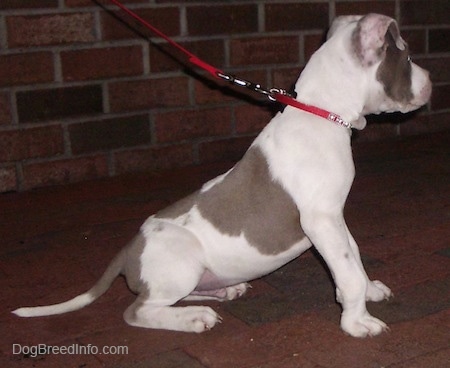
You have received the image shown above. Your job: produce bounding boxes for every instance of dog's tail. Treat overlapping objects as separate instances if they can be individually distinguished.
[12,249,125,318]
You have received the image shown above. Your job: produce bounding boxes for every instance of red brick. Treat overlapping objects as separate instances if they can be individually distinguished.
[194,80,238,106]
[187,4,258,36]
[101,7,180,41]
[22,155,109,190]
[198,136,254,164]
[6,13,95,47]
[401,30,426,55]
[353,121,398,142]
[413,57,450,83]
[304,33,325,61]
[399,111,450,136]
[388,348,450,368]
[185,314,341,368]
[77,323,195,366]
[265,3,329,32]
[400,0,449,25]
[235,104,274,135]
[108,77,190,112]
[66,0,146,7]
[69,115,151,155]
[0,166,17,192]
[114,144,194,174]
[336,1,395,17]
[0,125,64,162]
[155,107,232,143]
[61,46,143,82]
[0,52,54,87]
[430,84,450,111]
[230,36,300,67]
[304,313,450,367]
[359,226,449,262]
[0,0,57,9]
[429,29,450,53]
[272,67,302,91]
[4,345,103,367]
[0,92,12,125]
[149,39,225,73]
[16,85,103,123]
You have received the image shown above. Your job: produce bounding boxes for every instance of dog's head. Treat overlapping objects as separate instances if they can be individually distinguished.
[328,13,431,117]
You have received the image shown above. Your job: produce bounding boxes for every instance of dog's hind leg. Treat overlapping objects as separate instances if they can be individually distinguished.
[123,265,223,333]
[124,298,221,333]
[183,282,251,302]
[123,222,222,332]
[123,266,222,332]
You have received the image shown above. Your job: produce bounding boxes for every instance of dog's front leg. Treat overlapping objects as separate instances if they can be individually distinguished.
[302,213,388,337]
[344,224,392,303]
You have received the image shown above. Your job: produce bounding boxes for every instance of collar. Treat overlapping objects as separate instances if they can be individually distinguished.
[216,72,352,129]
[271,92,353,129]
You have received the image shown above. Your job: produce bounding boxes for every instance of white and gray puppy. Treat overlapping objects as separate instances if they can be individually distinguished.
[14,14,431,338]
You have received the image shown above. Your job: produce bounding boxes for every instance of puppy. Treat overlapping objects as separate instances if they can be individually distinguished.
[13,14,431,337]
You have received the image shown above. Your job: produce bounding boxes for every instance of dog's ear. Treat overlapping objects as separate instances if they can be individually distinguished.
[328,15,363,40]
[352,13,406,67]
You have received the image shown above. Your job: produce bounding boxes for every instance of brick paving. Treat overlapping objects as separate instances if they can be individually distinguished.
[1,132,449,368]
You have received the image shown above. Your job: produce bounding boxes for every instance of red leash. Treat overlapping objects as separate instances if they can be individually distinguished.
[108,0,351,129]
[108,0,223,78]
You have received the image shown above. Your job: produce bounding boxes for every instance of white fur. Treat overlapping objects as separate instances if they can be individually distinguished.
[200,169,232,193]
[13,293,95,317]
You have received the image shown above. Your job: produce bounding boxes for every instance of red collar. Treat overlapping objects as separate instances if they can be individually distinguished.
[213,68,352,129]
[272,93,352,129]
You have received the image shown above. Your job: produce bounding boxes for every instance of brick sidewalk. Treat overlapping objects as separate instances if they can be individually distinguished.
[1,132,449,368]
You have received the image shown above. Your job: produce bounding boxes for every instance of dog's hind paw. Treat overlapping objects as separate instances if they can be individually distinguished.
[185,306,222,333]
[341,314,389,338]
[366,280,393,302]
[185,282,251,302]
[224,283,251,300]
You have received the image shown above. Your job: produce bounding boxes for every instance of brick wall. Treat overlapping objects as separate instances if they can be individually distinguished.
[0,0,449,192]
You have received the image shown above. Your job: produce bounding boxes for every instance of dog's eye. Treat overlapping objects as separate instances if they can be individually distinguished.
[407,55,412,62]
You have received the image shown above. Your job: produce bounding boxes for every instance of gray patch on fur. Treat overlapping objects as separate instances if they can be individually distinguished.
[376,24,413,103]
[157,146,305,255]
[351,22,366,64]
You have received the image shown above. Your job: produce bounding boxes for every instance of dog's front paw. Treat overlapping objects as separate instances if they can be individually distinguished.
[366,280,392,302]
[341,313,389,338]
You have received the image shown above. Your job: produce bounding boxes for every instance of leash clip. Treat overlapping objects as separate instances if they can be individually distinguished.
[217,72,269,96]
[268,88,289,102]
[217,72,290,102]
